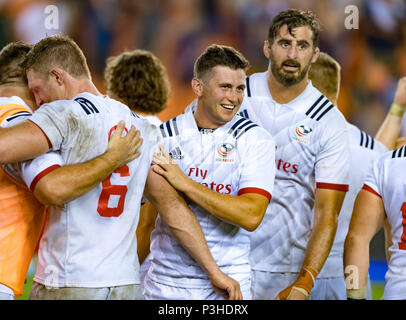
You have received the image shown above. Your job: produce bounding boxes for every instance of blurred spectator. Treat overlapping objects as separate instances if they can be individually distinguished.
[1,0,404,125]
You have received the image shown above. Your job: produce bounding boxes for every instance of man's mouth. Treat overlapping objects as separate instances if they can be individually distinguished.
[221,104,235,110]
[282,61,300,72]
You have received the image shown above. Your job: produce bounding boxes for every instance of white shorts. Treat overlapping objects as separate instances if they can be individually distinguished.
[251,270,298,299]
[312,276,373,300]
[143,274,252,300]
[29,282,144,300]
[0,284,14,300]
[139,254,152,293]
[251,271,373,300]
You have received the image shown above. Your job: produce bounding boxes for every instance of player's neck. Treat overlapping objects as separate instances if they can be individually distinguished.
[0,83,37,110]
[72,78,102,98]
[193,104,223,130]
[267,69,309,104]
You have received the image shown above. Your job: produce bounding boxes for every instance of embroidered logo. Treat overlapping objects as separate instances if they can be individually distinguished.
[169,146,184,160]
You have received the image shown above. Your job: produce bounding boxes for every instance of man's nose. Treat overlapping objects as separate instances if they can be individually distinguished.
[287,44,298,59]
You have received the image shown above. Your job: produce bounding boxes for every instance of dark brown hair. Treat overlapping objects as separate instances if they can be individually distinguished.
[268,9,321,49]
[104,49,171,114]
[0,42,32,85]
[193,44,250,80]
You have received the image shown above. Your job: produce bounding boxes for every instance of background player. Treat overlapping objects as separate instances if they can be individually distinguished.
[344,74,406,300]
[144,44,275,300]
[308,52,388,299]
[103,49,169,293]
[0,41,142,300]
[239,9,350,300]
[0,35,241,300]
[344,144,406,300]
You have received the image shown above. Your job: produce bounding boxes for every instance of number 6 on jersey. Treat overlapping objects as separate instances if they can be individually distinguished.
[97,125,131,217]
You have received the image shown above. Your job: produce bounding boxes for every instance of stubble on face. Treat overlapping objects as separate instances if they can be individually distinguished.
[269,50,313,87]
[268,26,316,87]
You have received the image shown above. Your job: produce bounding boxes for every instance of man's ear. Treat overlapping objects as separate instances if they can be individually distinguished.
[312,47,320,63]
[263,40,271,59]
[50,68,64,86]
[191,78,204,97]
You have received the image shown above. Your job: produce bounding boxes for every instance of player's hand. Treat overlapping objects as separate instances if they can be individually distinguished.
[152,145,190,193]
[107,120,143,167]
[208,269,243,300]
[275,267,317,300]
[275,285,309,300]
[394,77,406,108]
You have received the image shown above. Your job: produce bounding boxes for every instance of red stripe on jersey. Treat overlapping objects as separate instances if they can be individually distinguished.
[27,119,52,149]
[362,184,382,198]
[316,182,349,192]
[30,165,61,192]
[238,187,272,201]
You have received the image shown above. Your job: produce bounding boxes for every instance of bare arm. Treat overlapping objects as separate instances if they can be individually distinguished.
[344,189,385,299]
[375,77,406,150]
[33,121,142,205]
[136,202,158,265]
[152,145,269,231]
[277,188,346,300]
[0,120,50,164]
[144,168,242,300]
[383,218,392,263]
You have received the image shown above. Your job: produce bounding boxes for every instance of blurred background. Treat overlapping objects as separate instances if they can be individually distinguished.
[1,0,405,299]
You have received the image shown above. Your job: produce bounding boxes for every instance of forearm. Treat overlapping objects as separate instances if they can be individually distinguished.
[34,152,120,205]
[302,189,345,273]
[343,232,370,292]
[145,171,221,276]
[375,113,403,150]
[136,202,158,264]
[182,180,266,231]
[0,120,50,164]
[375,78,406,149]
[161,196,220,275]
[302,211,337,273]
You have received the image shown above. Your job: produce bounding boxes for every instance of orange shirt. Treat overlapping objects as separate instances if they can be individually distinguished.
[0,100,46,297]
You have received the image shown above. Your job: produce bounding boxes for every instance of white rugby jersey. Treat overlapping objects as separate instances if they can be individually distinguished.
[319,123,387,278]
[28,92,160,288]
[0,97,63,184]
[148,110,275,288]
[241,71,350,273]
[363,146,406,300]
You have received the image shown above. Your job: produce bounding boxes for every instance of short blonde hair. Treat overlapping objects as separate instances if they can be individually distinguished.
[22,34,91,79]
[309,52,341,102]
[104,49,170,114]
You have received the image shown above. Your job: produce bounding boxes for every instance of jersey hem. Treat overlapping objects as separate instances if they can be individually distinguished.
[33,276,139,288]
[316,182,349,192]
[362,184,382,198]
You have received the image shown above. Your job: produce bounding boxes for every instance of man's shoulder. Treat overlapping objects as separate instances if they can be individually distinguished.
[0,96,32,127]
[347,122,388,154]
[229,114,274,145]
[158,112,189,138]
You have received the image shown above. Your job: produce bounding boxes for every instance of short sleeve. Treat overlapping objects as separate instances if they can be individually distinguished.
[315,112,350,191]
[362,157,382,198]
[237,128,275,201]
[21,152,64,192]
[29,101,73,151]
